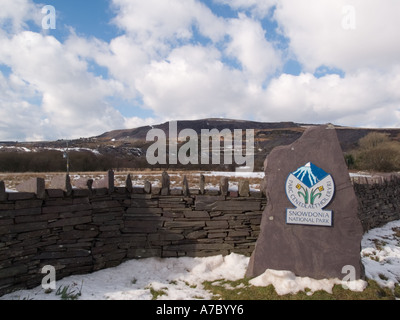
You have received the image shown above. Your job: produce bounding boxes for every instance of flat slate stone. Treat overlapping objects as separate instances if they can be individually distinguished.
[16,178,46,199]
[0,181,6,201]
[246,125,365,280]
[50,174,72,195]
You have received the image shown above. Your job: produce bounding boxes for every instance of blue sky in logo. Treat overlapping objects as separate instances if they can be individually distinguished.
[292,163,329,188]
[1,0,400,141]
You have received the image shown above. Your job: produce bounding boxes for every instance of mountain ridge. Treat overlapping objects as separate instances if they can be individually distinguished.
[292,162,330,188]
[1,118,400,172]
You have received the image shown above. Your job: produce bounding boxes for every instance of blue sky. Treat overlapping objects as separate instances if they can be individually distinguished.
[1,0,400,141]
[40,0,120,42]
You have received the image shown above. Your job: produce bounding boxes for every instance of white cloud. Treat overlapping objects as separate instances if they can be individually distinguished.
[214,0,277,18]
[108,0,283,120]
[225,13,282,82]
[0,72,43,141]
[257,67,400,127]
[0,0,42,33]
[123,116,158,130]
[135,45,250,120]
[111,0,226,54]
[248,0,400,128]
[81,0,283,125]
[274,0,400,73]
[61,0,400,130]
[0,31,126,140]
[1,0,400,142]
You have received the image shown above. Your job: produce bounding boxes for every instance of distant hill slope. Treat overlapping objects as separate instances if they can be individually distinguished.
[1,119,400,172]
[97,119,301,140]
[96,119,400,151]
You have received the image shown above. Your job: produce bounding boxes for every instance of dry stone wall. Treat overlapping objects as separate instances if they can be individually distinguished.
[0,171,399,296]
[0,171,264,296]
[352,174,400,231]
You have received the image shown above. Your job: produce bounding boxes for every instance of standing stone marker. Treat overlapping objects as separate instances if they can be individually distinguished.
[161,171,170,196]
[199,174,205,195]
[0,181,6,201]
[246,125,364,280]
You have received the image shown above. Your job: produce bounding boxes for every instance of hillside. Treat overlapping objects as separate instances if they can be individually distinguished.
[1,119,400,172]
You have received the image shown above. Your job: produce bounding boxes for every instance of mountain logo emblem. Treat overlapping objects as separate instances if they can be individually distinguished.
[285,162,335,227]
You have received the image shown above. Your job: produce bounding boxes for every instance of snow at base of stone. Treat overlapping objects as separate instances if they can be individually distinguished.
[249,269,367,296]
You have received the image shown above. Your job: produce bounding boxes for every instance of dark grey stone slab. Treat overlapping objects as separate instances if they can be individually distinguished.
[246,125,364,280]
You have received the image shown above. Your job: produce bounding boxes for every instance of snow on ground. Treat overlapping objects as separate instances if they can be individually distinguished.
[0,145,101,155]
[1,220,399,300]
[202,171,264,178]
[1,253,249,300]
[250,269,366,296]
[349,172,373,178]
[361,220,400,290]
[0,146,32,153]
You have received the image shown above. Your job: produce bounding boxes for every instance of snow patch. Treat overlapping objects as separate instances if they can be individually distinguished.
[1,253,249,300]
[249,269,367,296]
[203,171,264,178]
[361,220,400,290]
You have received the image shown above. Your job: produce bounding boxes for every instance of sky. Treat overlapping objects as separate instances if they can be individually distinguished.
[1,0,400,141]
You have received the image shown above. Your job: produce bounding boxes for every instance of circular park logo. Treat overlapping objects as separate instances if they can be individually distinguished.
[285,162,335,227]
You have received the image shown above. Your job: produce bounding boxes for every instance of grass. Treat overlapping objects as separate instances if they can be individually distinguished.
[203,278,397,300]
[393,227,400,239]
[147,286,168,300]
[394,284,400,298]
[372,239,388,251]
[55,282,83,300]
